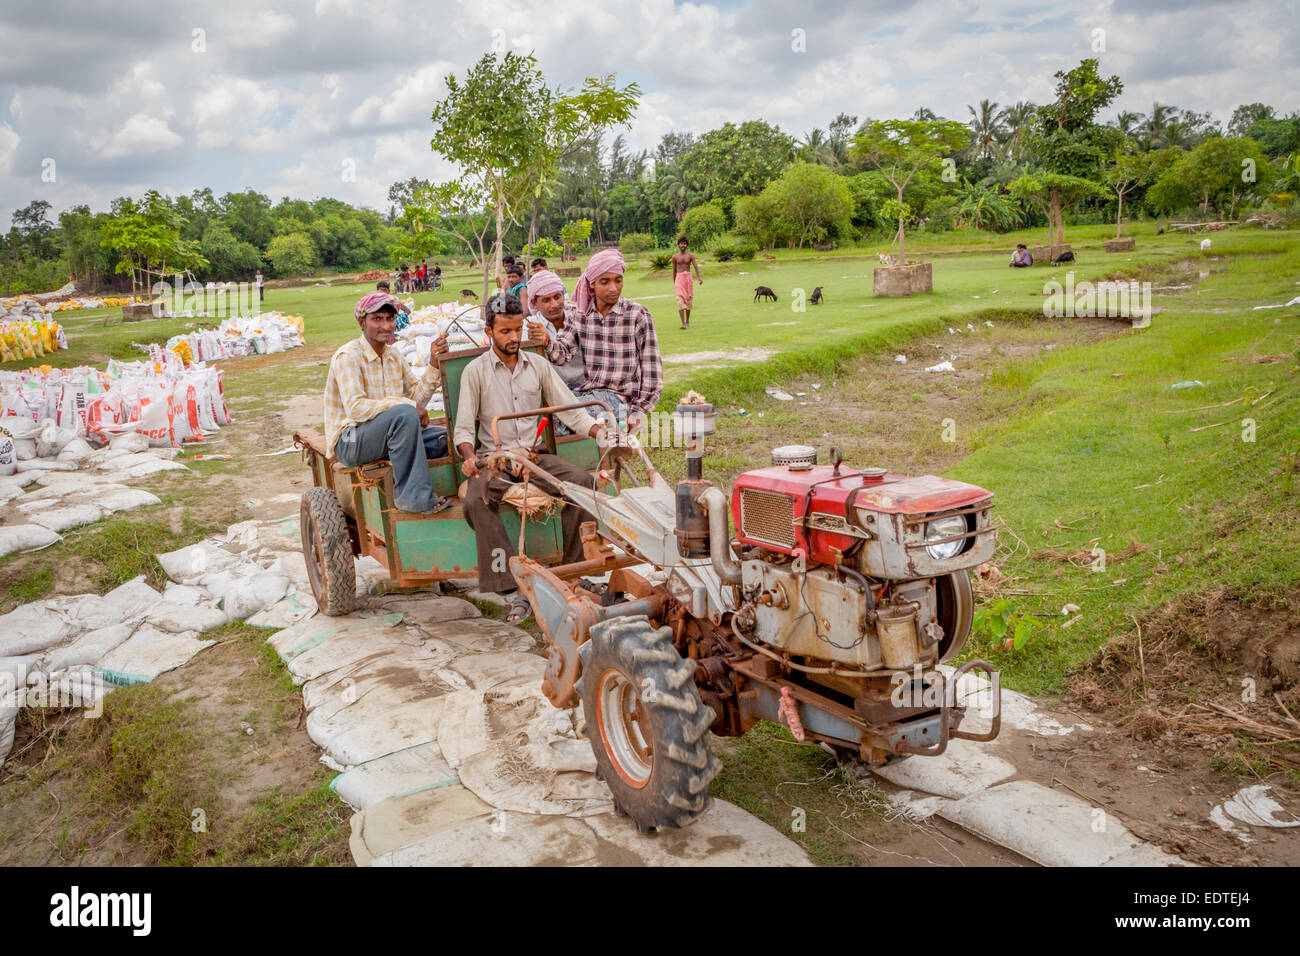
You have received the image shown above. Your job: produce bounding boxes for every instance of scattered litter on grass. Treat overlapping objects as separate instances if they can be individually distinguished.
[1165,381,1206,389]
[190,454,233,461]
[1251,296,1300,310]
[255,446,299,457]
[765,386,794,401]
[895,355,907,364]
[925,361,955,373]
[1221,786,1300,828]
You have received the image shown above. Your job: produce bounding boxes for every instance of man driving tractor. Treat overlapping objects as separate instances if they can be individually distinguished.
[453,291,617,624]
[323,291,451,514]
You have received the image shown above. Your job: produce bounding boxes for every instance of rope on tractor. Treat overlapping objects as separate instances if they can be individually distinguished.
[778,686,806,741]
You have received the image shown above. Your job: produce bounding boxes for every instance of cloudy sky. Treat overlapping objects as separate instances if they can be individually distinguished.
[2,0,1296,220]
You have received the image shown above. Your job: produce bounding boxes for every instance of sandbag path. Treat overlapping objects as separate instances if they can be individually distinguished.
[0,431,189,557]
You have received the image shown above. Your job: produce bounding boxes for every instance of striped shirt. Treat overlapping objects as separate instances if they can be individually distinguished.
[546,298,663,414]
[324,335,438,455]
[454,347,598,453]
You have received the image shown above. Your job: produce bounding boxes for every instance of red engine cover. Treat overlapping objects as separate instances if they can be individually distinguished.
[731,465,990,566]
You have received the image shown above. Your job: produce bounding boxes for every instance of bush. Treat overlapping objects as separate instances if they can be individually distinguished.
[679,203,727,248]
[532,237,562,259]
[619,232,655,254]
[712,242,735,260]
[648,251,674,271]
[735,242,757,261]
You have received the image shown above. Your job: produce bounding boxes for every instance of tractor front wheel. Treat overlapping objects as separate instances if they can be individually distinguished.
[578,616,719,832]
[301,487,356,616]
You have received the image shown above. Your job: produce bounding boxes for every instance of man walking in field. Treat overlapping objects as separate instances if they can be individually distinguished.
[671,235,702,329]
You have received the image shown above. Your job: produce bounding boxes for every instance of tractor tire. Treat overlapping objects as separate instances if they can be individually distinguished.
[301,487,356,616]
[936,570,975,662]
[577,615,720,832]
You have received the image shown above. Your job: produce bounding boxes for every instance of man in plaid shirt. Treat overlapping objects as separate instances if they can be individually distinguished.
[323,291,451,514]
[540,249,662,428]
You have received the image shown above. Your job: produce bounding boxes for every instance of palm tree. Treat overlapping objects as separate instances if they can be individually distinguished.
[657,166,690,221]
[1112,110,1144,140]
[998,101,1037,163]
[1143,102,1178,149]
[967,100,1004,160]
[799,128,834,166]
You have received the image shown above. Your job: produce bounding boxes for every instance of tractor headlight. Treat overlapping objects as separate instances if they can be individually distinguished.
[924,514,968,560]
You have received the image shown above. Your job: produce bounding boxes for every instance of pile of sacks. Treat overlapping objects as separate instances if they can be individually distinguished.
[1,354,233,449]
[396,302,485,368]
[0,316,68,363]
[162,311,305,363]
[0,292,138,316]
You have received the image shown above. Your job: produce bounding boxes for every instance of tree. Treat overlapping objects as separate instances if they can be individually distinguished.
[13,200,55,259]
[1229,103,1275,138]
[850,119,968,265]
[559,218,593,259]
[654,131,695,168]
[200,221,263,278]
[1103,148,1156,237]
[677,121,797,206]
[679,202,727,247]
[265,232,317,278]
[1009,173,1106,247]
[430,52,638,291]
[999,101,1037,162]
[99,191,206,296]
[1185,136,1272,218]
[421,179,495,299]
[657,165,693,221]
[968,100,1004,160]
[763,163,854,247]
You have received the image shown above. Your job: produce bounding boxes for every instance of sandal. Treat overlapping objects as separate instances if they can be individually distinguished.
[505,593,533,625]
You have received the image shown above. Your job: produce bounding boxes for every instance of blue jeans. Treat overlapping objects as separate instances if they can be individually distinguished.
[555,388,628,436]
[335,404,448,512]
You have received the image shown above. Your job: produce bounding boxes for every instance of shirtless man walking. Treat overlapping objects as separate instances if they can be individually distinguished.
[671,235,703,330]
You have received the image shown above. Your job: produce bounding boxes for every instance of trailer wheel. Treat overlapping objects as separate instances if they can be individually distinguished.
[301,487,356,616]
[577,616,719,832]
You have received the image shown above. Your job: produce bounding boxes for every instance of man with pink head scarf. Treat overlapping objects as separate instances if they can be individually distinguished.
[526,269,585,389]
[538,249,663,428]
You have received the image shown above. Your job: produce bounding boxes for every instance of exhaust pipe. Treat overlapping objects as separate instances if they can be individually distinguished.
[697,487,743,585]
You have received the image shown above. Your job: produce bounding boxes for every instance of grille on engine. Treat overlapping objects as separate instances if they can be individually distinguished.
[739,488,797,548]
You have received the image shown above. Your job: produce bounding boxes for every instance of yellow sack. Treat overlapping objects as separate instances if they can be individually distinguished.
[19,332,35,360]
[29,328,45,358]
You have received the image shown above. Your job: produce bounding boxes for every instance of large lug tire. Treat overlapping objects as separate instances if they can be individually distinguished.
[301,487,356,616]
[577,615,720,832]
[935,570,975,662]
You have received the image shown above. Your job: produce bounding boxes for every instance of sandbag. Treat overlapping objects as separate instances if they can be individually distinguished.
[56,437,94,461]
[30,503,105,533]
[12,437,36,461]
[161,582,208,606]
[68,576,162,631]
[44,624,135,672]
[0,524,61,557]
[96,487,162,514]
[95,625,214,683]
[158,541,242,584]
[144,601,228,634]
[219,571,291,621]
[0,602,76,656]
[0,433,14,477]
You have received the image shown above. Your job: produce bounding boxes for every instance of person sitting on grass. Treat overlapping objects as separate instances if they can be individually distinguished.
[1010,243,1033,268]
[452,291,615,625]
[324,291,451,515]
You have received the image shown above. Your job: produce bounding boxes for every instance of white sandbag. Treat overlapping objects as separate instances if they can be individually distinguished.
[44,624,135,672]
[34,471,105,491]
[0,434,14,477]
[95,625,214,684]
[0,483,23,506]
[16,459,75,472]
[144,601,228,634]
[67,576,162,631]
[0,524,61,557]
[14,497,58,514]
[30,503,105,532]
[0,700,17,769]
[245,590,317,629]
[330,742,457,809]
[56,437,94,462]
[1,470,39,488]
[116,458,187,480]
[1,418,40,441]
[159,541,242,584]
[43,667,115,710]
[220,571,290,621]
[161,582,208,606]
[12,438,37,460]
[96,487,162,514]
[36,421,78,458]
[0,602,76,656]
[109,432,149,454]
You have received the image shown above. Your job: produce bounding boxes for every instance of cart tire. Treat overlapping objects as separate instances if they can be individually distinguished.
[301,487,355,616]
[577,615,719,831]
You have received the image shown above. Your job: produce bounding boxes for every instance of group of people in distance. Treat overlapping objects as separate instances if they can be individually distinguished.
[322,246,666,623]
[395,260,441,292]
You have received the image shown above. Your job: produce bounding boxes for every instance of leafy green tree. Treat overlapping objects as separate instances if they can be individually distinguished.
[1009,173,1106,246]
[100,191,206,295]
[559,218,593,259]
[967,100,1005,160]
[199,221,263,278]
[618,232,655,254]
[1246,115,1300,158]
[265,232,317,278]
[851,119,968,264]
[1229,103,1275,138]
[219,189,274,248]
[1185,136,1273,218]
[1103,148,1156,237]
[431,52,638,290]
[679,202,726,247]
[677,121,797,207]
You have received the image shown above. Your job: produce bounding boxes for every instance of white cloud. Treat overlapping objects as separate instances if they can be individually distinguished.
[96,113,183,158]
[0,123,20,173]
